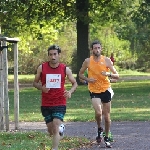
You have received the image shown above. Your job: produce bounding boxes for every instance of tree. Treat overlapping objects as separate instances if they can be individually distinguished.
[114,0,150,71]
[76,0,89,83]
[1,0,149,76]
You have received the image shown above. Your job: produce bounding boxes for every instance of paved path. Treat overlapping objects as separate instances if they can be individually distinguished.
[9,121,150,150]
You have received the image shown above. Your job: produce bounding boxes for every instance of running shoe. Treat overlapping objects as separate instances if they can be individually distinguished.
[104,136,112,148]
[96,136,102,143]
[96,127,103,143]
[103,131,114,142]
[59,124,65,137]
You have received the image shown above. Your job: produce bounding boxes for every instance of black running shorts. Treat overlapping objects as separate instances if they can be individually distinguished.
[89,90,111,103]
[41,105,66,124]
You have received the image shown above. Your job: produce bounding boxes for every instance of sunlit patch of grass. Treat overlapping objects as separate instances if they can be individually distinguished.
[0,132,90,150]
[111,108,150,121]
[8,75,35,83]
[119,69,150,76]
[0,131,51,150]
[65,108,94,122]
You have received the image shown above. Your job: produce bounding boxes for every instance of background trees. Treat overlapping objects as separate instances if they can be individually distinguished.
[0,0,150,75]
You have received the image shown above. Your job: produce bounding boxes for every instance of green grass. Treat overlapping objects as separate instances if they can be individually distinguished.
[0,131,89,150]
[66,79,150,121]
[111,80,150,121]
[8,70,150,83]
[7,69,150,85]
[8,74,35,83]
[118,69,150,76]
[7,75,150,122]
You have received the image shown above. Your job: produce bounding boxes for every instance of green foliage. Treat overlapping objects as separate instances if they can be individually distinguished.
[1,0,150,74]
[55,22,77,66]
[113,0,150,71]
[90,25,136,69]
[132,1,150,27]
[7,21,77,74]
[89,0,128,24]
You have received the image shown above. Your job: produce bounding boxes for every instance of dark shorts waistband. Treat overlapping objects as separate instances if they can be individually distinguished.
[89,90,111,103]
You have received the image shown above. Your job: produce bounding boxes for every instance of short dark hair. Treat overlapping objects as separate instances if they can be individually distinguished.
[90,40,102,49]
[47,44,61,55]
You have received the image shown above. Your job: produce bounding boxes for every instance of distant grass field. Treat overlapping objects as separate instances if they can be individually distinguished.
[8,69,150,83]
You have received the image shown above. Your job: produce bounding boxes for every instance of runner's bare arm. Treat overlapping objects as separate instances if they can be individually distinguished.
[66,67,78,94]
[33,65,42,90]
[102,57,119,79]
[79,58,96,83]
[33,65,50,93]
[78,58,89,81]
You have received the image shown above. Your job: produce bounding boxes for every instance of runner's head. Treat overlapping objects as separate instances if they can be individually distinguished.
[47,45,61,65]
[90,40,102,57]
[47,44,61,55]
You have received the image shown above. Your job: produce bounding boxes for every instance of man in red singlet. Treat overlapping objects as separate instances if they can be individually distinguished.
[33,45,78,150]
[79,40,119,148]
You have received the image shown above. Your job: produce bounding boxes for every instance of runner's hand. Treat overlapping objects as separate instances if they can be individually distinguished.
[101,71,109,76]
[87,77,97,83]
[64,90,71,99]
[42,84,50,93]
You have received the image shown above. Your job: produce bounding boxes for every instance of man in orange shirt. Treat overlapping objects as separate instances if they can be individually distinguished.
[79,40,119,148]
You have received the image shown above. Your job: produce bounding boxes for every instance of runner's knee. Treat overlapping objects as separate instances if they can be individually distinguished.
[95,111,102,117]
[104,115,111,123]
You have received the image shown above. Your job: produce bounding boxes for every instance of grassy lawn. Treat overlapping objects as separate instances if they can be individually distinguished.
[7,77,150,122]
[1,72,150,149]
[0,131,89,150]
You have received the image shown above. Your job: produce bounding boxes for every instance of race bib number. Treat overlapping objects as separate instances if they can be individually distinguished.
[46,74,61,88]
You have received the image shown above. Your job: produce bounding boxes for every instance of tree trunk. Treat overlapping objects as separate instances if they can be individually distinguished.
[76,0,89,85]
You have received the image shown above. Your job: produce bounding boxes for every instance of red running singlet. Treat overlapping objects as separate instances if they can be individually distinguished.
[40,62,66,106]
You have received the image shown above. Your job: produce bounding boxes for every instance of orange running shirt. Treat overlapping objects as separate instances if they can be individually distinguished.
[88,55,110,93]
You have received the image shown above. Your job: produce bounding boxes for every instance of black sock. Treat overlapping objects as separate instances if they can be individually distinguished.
[104,136,109,141]
[98,127,103,137]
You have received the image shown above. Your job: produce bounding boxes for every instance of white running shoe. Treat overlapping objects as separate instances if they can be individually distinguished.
[104,137,112,148]
[59,124,65,137]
